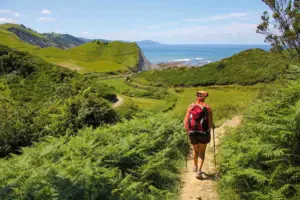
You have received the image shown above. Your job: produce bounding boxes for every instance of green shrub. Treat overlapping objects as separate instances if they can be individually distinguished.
[0,114,187,199]
[0,45,119,156]
[219,81,300,199]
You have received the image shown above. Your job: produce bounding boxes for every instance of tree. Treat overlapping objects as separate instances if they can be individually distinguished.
[257,0,300,60]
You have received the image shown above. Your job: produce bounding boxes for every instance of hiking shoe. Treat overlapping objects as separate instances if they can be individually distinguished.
[196,171,203,179]
[192,166,198,172]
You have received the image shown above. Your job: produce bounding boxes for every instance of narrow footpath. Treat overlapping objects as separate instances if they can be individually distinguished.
[112,95,124,108]
[180,116,242,200]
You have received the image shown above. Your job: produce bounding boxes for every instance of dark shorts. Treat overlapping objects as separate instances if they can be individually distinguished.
[189,132,211,145]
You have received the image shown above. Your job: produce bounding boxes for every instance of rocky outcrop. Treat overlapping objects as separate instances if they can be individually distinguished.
[7,28,55,48]
[137,47,159,71]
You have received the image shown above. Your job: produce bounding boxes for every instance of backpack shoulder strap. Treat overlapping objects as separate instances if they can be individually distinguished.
[193,103,204,109]
[189,103,196,110]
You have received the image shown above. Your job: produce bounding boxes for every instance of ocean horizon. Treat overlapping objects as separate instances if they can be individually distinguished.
[139,44,271,66]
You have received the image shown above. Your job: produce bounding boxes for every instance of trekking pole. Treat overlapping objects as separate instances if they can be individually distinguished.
[213,128,216,170]
[186,132,189,168]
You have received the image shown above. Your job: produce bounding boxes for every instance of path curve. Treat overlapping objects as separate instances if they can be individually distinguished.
[112,95,124,108]
[180,116,242,200]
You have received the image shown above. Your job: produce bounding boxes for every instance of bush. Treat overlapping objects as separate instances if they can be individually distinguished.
[0,45,120,156]
[219,81,300,199]
[0,115,187,199]
[217,61,226,70]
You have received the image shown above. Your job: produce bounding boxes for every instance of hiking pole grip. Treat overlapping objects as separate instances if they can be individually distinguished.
[213,128,216,170]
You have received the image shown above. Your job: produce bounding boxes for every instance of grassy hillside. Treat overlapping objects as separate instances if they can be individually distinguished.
[0,24,141,73]
[0,29,39,51]
[34,41,140,73]
[135,49,290,86]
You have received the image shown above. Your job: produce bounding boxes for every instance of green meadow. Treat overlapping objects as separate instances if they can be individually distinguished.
[34,42,139,73]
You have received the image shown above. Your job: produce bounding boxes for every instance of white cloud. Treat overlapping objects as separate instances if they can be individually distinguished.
[82,31,89,34]
[185,12,251,22]
[0,18,17,23]
[38,17,55,21]
[41,9,51,15]
[0,9,20,17]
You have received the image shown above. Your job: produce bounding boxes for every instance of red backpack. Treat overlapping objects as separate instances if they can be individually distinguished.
[188,104,210,135]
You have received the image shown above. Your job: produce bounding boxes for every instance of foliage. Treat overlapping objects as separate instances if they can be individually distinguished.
[0,114,187,200]
[257,0,300,60]
[134,49,292,87]
[219,81,300,200]
[115,97,139,120]
[0,45,119,156]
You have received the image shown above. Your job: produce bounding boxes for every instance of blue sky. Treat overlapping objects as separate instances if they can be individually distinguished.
[0,0,269,44]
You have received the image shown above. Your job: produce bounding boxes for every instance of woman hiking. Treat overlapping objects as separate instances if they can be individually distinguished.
[184,91,215,179]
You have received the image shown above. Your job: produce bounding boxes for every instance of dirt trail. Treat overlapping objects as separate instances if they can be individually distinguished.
[180,116,242,200]
[112,96,124,108]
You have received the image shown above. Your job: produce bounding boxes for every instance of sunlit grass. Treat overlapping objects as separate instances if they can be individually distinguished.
[168,85,259,122]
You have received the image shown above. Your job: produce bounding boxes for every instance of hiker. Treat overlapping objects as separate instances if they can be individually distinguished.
[184,91,215,179]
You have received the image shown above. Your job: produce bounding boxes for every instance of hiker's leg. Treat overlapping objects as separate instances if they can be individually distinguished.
[192,144,199,167]
[198,143,207,171]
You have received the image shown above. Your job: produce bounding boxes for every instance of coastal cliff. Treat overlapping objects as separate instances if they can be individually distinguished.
[137,47,159,71]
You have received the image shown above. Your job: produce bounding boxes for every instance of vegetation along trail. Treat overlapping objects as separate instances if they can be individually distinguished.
[180,116,242,200]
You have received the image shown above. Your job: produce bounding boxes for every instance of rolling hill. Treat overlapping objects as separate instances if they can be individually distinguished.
[134,48,291,86]
[0,23,158,73]
[34,41,142,73]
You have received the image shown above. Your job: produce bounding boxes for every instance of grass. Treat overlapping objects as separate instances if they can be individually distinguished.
[98,77,263,124]
[129,96,169,111]
[98,78,134,93]
[98,78,173,115]
[33,42,139,73]
[168,85,260,122]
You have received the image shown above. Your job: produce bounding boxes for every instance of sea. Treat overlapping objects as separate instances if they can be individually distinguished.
[139,44,271,66]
